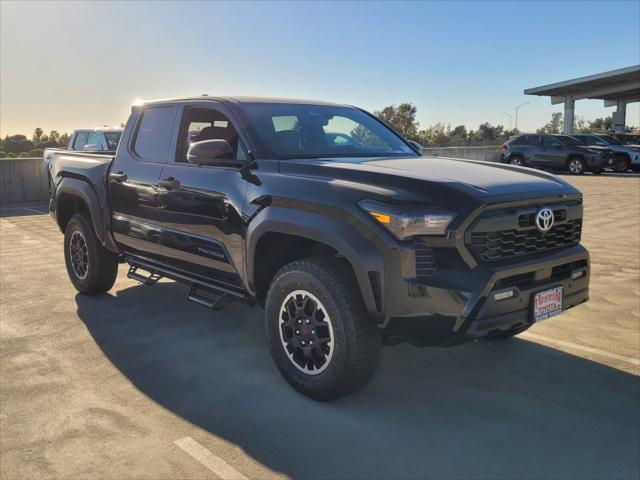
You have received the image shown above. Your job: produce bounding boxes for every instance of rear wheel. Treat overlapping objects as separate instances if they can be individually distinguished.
[567,156,585,175]
[265,257,382,401]
[509,156,525,167]
[64,213,118,294]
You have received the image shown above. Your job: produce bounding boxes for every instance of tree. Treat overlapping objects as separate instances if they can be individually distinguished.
[49,130,60,144]
[33,128,43,146]
[1,134,34,154]
[375,103,420,140]
[449,125,469,146]
[473,122,505,144]
[537,112,563,134]
[587,117,612,132]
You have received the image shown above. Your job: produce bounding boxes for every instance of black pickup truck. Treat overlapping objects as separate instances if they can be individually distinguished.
[47,97,590,400]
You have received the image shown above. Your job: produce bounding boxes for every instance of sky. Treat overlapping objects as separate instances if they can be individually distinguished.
[1,0,639,137]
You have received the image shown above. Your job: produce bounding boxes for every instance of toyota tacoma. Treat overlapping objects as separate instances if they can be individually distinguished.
[47,97,590,400]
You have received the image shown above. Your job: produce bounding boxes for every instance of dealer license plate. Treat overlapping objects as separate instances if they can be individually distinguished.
[532,286,563,323]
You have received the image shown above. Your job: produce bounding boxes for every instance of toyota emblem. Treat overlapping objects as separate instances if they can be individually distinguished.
[535,208,554,232]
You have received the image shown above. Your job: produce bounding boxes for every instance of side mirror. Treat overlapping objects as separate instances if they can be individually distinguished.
[187,139,237,167]
[407,140,424,155]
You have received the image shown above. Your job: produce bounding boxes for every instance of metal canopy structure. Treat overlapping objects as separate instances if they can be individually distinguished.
[525,65,640,133]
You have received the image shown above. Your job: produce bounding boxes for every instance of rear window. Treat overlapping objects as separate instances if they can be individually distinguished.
[133,106,177,162]
[510,135,527,145]
[104,132,122,150]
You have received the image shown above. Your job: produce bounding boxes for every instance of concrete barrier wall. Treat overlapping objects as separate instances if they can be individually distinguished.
[0,158,49,204]
[421,146,500,163]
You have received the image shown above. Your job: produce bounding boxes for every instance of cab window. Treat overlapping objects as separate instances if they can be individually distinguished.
[133,106,178,162]
[177,107,243,163]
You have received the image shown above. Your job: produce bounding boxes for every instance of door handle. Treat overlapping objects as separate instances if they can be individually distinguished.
[159,177,180,189]
[109,171,128,183]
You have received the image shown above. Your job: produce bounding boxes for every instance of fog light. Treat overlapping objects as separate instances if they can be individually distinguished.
[494,289,516,301]
[571,269,585,280]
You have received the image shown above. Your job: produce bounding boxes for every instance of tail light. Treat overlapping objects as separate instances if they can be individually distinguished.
[499,144,506,150]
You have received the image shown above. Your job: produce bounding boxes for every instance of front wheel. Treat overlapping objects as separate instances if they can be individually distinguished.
[509,156,525,167]
[567,157,585,175]
[613,155,629,173]
[265,258,382,401]
[64,213,118,294]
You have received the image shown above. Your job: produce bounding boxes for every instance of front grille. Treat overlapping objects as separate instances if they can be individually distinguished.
[469,219,582,262]
[415,238,437,278]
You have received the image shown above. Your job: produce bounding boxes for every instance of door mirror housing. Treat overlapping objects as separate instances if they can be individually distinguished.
[187,139,241,167]
[407,140,424,155]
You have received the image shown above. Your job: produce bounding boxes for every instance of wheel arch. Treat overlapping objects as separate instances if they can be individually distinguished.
[54,178,116,251]
[246,206,384,319]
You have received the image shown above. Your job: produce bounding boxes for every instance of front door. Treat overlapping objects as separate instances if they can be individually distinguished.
[537,135,566,169]
[157,105,248,290]
[109,105,179,260]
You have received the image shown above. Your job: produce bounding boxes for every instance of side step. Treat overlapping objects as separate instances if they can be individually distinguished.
[187,284,233,311]
[127,265,162,285]
[125,256,255,311]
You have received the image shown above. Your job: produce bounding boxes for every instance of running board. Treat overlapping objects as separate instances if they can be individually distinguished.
[127,265,162,285]
[125,256,255,310]
[187,284,233,311]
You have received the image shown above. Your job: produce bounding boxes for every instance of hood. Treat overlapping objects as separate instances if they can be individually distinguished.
[278,156,577,202]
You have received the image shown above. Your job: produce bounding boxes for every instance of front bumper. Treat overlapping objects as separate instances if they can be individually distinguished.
[380,244,590,346]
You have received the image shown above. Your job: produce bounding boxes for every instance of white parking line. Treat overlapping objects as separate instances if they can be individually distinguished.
[174,436,249,480]
[524,332,640,366]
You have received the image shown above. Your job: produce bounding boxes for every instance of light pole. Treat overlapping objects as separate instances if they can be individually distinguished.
[501,112,513,131]
[515,101,530,132]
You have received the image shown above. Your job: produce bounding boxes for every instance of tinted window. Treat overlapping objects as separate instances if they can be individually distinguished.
[526,135,541,146]
[134,106,177,162]
[103,132,122,150]
[73,131,89,150]
[510,135,527,145]
[542,136,561,147]
[555,135,581,145]
[179,107,241,163]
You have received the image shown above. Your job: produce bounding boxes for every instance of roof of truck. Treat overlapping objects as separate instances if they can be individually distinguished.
[139,96,348,107]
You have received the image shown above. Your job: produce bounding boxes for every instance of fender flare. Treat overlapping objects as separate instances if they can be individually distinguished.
[54,177,117,251]
[246,206,384,318]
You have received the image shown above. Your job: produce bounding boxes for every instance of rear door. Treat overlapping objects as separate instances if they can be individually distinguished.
[108,105,179,260]
[525,135,545,166]
[156,103,249,290]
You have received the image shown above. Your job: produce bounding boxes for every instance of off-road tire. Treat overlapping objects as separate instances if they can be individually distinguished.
[64,213,118,294]
[265,257,382,401]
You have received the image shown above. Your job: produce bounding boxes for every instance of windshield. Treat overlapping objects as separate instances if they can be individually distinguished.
[103,131,122,150]
[236,103,416,159]
[619,135,640,145]
[555,135,581,145]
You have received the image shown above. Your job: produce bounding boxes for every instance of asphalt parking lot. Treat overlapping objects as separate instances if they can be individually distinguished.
[1,173,639,480]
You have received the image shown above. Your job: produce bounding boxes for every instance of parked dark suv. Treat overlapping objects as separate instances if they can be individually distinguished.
[500,133,613,174]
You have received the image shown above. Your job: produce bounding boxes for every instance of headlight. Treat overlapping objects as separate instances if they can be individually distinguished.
[358,199,456,240]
